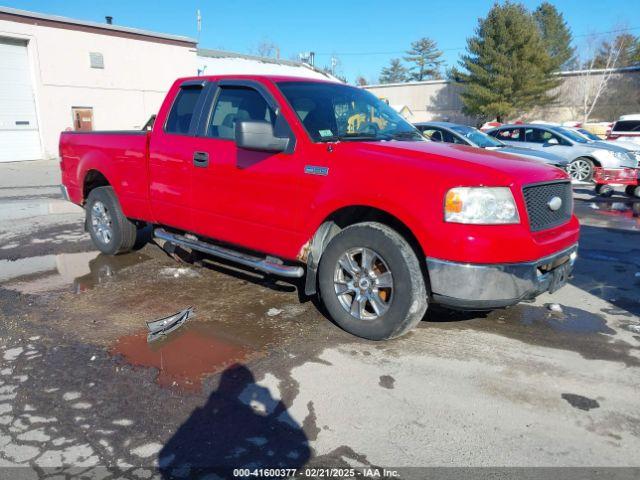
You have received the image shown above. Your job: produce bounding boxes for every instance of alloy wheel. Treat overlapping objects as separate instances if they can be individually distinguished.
[91,201,113,244]
[333,247,394,320]
[567,159,592,182]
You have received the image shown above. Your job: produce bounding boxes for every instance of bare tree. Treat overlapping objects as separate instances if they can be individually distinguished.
[255,38,280,59]
[577,32,630,123]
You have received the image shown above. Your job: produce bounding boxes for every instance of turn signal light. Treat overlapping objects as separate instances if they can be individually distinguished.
[445,190,463,214]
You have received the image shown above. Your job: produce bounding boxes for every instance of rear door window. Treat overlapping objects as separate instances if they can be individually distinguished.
[165,86,204,134]
[494,128,523,141]
[525,128,551,143]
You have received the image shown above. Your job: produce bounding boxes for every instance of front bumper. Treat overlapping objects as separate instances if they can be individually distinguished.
[427,244,578,310]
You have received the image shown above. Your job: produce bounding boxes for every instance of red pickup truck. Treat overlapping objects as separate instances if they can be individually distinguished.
[60,75,579,340]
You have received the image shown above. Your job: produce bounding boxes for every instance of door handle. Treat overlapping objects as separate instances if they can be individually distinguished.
[193,151,209,168]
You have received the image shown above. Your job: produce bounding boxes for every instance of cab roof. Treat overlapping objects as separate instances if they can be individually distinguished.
[175,74,340,85]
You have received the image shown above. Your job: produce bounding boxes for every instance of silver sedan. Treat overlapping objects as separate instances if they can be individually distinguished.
[487,124,639,182]
[414,122,568,167]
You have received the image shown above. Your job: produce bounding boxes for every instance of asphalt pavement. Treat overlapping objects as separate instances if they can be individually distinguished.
[0,160,639,479]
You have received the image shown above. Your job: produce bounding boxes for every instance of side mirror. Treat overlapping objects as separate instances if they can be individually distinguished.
[235,120,289,152]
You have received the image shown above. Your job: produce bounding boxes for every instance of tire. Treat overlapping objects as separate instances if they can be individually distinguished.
[625,185,640,198]
[317,222,427,340]
[567,157,595,182]
[595,184,614,197]
[85,186,137,255]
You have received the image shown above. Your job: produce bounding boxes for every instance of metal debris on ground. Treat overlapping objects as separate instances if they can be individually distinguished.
[546,303,563,313]
[146,307,195,343]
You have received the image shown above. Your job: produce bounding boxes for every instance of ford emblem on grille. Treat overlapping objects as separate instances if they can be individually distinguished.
[547,196,562,211]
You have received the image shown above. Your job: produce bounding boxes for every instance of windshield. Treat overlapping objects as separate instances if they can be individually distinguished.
[551,126,588,144]
[277,81,424,142]
[450,125,504,148]
[576,128,601,141]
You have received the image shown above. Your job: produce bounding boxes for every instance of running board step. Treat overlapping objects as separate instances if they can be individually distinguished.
[154,228,304,278]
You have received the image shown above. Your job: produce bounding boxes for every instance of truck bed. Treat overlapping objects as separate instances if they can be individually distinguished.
[59,130,151,221]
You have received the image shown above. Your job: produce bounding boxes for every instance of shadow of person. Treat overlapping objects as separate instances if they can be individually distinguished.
[159,364,311,478]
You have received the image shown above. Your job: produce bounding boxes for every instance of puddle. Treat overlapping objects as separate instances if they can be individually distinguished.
[579,248,640,268]
[110,321,253,391]
[1,251,150,294]
[429,304,639,367]
[575,201,640,231]
[518,305,616,334]
[588,201,640,217]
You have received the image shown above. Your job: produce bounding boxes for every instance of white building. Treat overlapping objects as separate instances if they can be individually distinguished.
[0,6,198,162]
[0,6,334,163]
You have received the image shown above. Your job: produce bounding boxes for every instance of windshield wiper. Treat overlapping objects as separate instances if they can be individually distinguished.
[318,133,387,142]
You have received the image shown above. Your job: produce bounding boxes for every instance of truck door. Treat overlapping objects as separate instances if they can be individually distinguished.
[187,81,306,259]
[148,81,208,231]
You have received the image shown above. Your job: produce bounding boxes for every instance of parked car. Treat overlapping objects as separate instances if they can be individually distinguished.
[607,114,640,145]
[487,124,638,182]
[414,121,568,168]
[59,75,579,340]
[570,127,640,155]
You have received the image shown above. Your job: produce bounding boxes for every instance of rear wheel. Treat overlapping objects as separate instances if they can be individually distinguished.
[567,157,595,182]
[85,186,138,255]
[318,222,427,340]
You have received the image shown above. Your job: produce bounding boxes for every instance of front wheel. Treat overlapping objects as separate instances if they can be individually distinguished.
[567,157,595,182]
[625,185,640,198]
[318,222,427,340]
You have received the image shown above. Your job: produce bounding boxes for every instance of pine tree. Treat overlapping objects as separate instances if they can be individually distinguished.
[404,37,444,81]
[534,2,575,70]
[379,59,408,84]
[633,38,640,65]
[456,1,560,122]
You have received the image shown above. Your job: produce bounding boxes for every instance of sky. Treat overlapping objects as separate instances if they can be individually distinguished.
[4,0,640,83]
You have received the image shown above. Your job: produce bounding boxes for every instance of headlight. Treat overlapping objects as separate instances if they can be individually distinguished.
[444,187,520,224]
[613,151,630,162]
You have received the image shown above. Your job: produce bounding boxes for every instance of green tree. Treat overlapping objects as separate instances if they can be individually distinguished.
[379,58,409,84]
[534,2,575,70]
[404,37,444,80]
[592,33,640,68]
[633,38,640,65]
[456,1,559,122]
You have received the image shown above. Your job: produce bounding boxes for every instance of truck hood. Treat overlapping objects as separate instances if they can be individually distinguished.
[338,141,569,186]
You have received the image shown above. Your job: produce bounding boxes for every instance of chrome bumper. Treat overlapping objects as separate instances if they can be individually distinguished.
[60,184,71,202]
[427,244,578,310]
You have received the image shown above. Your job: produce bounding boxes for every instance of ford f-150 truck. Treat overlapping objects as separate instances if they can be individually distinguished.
[59,75,580,340]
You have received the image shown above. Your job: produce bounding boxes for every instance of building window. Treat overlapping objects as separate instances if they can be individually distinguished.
[89,52,104,69]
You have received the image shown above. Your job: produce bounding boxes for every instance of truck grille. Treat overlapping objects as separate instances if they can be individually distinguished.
[522,181,573,232]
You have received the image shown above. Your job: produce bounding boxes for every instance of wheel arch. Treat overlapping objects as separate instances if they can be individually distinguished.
[83,169,112,203]
[573,155,600,167]
[302,205,426,296]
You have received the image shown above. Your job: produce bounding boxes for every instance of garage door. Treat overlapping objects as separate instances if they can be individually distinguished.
[0,37,41,162]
